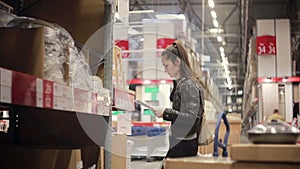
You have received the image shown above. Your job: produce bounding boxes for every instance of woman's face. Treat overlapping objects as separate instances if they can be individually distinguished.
[161,56,181,79]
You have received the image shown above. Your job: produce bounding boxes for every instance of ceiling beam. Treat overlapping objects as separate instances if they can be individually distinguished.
[176,0,204,30]
[221,5,239,26]
[191,32,241,38]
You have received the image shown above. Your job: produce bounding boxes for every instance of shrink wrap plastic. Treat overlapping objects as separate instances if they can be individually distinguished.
[6,15,94,90]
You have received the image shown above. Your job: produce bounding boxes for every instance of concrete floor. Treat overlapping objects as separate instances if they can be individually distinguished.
[129,134,250,169]
[131,159,163,169]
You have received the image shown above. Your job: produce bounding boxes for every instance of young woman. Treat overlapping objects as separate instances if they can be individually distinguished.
[153,40,204,164]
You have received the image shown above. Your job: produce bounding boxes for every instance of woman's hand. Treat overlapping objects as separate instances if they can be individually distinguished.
[153,108,165,118]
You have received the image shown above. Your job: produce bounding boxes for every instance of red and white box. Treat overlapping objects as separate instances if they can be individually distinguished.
[54,83,73,99]
[74,88,90,102]
[43,80,54,109]
[73,88,91,113]
[36,78,43,107]
[91,92,98,114]
[74,100,89,113]
[53,96,73,111]
[11,71,36,106]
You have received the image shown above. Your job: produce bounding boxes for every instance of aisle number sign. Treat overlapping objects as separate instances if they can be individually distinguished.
[256,35,276,55]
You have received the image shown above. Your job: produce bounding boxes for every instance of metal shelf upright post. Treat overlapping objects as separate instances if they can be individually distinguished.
[103,1,114,169]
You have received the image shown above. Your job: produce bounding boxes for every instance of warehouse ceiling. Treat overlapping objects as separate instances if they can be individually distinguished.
[129,0,300,106]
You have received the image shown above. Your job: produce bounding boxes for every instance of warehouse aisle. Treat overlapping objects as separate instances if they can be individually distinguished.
[130,133,250,169]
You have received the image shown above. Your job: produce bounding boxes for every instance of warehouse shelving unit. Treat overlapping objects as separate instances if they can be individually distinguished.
[0,0,115,169]
[0,68,110,168]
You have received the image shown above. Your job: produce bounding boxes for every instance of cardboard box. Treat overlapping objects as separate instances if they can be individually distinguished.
[165,156,300,169]
[164,157,234,169]
[231,144,300,163]
[112,134,128,169]
[198,143,231,157]
[81,146,100,169]
[199,119,242,155]
[0,146,82,169]
[0,27,44,78]
[22,0,105,50]
[0,27,69,85]
[232,162,300,169]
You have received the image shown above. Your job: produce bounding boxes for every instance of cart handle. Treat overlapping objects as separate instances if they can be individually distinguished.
[213,111,230,157]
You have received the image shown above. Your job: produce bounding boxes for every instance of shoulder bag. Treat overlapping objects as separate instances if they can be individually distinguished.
[197,89,214,145]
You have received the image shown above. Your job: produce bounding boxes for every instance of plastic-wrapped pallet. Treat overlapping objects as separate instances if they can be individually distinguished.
[6,15,93,90]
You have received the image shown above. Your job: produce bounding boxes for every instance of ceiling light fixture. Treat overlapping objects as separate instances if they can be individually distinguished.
[155,14,186,20]
[219,47,224,53]
[212,19,219,27]
[208,0,215,8]
[221,52,225,58]
[129,10,154,14]
[210,11,217,19]
[207,28,224,34]
[217,35,222,42]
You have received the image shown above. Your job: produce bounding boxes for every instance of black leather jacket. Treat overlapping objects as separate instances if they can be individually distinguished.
[163,78,204,138]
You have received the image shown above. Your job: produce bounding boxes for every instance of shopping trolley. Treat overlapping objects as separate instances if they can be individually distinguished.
[213,111,230,157]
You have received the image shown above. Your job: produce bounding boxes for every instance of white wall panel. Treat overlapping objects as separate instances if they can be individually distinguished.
[157,21,175,39]
[142,22,157,79]
[285,83,293,122]
[113,26,128,40]
[276,19,291,77]
[260,83,279,121]
[118,0,129,26]
[257,19,276,77]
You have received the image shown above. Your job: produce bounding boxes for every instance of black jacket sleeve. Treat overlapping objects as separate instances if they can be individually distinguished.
[163,79,201,137]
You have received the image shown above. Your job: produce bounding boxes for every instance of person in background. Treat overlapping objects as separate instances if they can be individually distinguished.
[293,102,299,119]
[153,40,204,168]
[268,109,285,121]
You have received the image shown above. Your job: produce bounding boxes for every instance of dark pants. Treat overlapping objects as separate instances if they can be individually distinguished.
[161,136,198,169]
